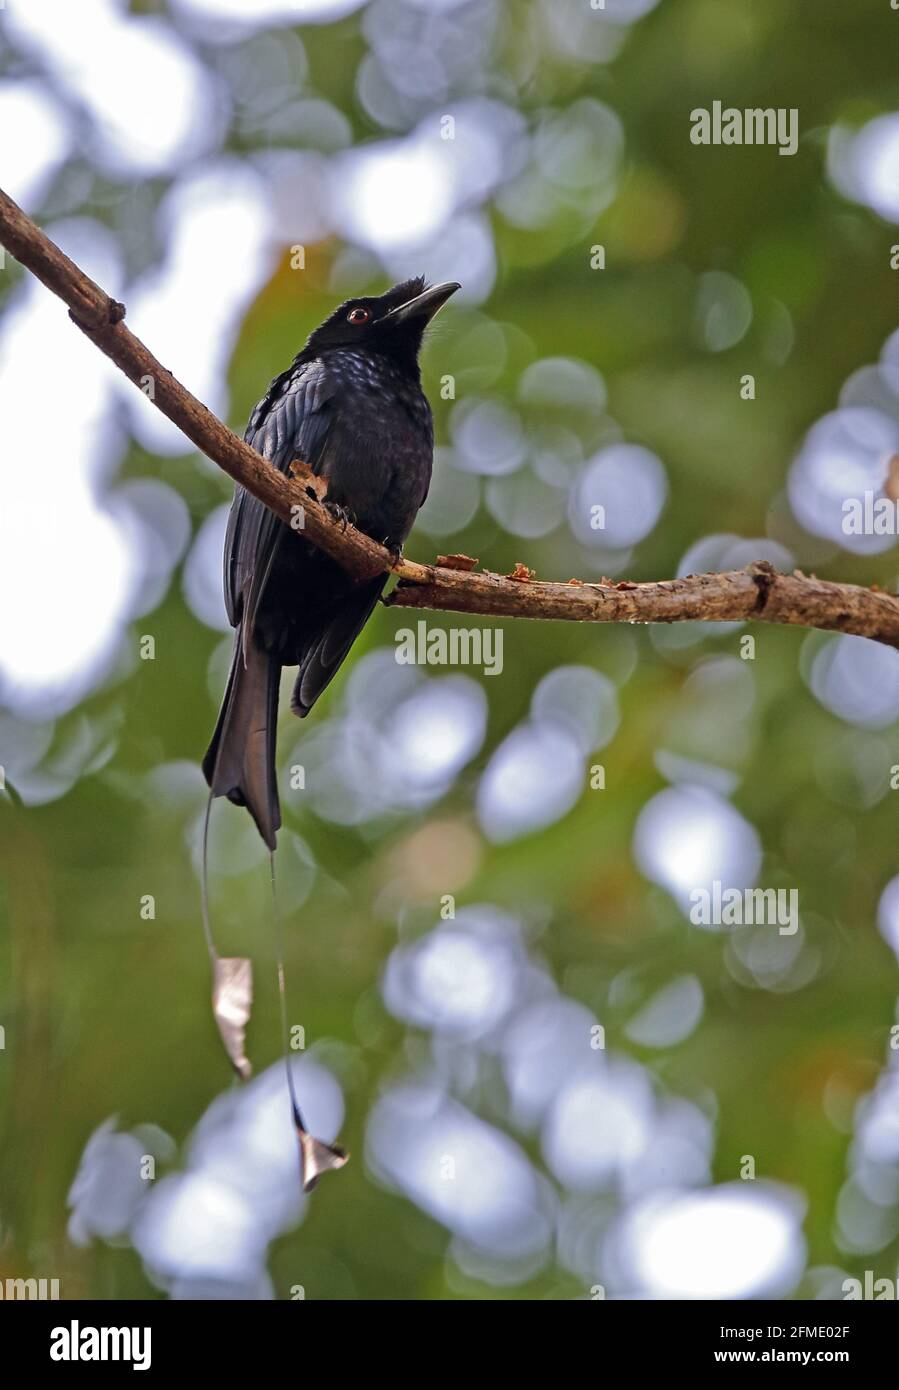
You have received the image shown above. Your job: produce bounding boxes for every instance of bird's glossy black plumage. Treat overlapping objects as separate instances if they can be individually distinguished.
[202,277,460,848]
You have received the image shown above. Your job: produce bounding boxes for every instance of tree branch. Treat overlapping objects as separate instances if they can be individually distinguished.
[2,184,898,649]
[386,560,899,649]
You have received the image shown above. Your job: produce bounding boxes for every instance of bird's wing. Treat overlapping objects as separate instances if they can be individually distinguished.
[223,357,336,636]
[290,572,387,717]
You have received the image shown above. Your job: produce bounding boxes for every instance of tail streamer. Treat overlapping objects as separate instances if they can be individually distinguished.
[269,849,349,1193]
[202,792,254,1080]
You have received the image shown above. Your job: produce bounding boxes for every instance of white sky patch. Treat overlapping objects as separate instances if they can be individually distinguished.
[170,0,367,36]
[331,136,455,251]
[519,356,607,413]
[112,479,193,620]
[118,1058,344,1293]
[451,399,528,477]
[287,655,486,823]
[405,0,473,10]
[531,665,619,755]
[477,721,585,842]
[0,221,137,716]
[877,876,899,961]
[570,444,668,549]
[183,505,232,632]
[133,1172,268,1286]
[808,634,899,730]
[543,1065,656,1191]
[383,908,522,1039]
[331,101,520,284]
[0,80,72,212]
[624,975,704,1049]
[120,163,278,457]
[633,783,762,919]
[611,1184,805,1299]
[367,1084,550,1260]
[5,0,222,176]
[384,930,515,1037]
[788,407,899,555]
[185,1058,344,1237]
[501,997,602,1130]
[383,677,487,790]
[829,113,899,224]
[68,1122,158,1247]
[383,211,496,305]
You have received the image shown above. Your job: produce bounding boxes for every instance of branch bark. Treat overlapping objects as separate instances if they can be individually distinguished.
[2,184,898,649]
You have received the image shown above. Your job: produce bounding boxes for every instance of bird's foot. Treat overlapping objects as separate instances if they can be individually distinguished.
[385,541,404,568]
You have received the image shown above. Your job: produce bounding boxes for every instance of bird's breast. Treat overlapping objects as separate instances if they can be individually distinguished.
[320,353,433,545]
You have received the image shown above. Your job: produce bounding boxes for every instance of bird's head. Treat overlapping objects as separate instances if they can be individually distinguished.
[304,277,460,365]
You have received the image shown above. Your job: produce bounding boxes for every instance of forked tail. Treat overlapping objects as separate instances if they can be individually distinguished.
[202,633,282,850]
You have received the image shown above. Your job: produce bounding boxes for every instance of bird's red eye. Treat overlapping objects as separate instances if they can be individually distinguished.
[347,306,371,325]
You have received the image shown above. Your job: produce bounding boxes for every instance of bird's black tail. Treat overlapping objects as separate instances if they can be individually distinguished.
[202,633,282,850]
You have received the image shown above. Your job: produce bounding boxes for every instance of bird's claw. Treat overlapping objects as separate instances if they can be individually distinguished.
[325,500,353,532]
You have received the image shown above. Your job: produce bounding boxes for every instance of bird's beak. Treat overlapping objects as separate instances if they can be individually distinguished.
[387,281,461,325]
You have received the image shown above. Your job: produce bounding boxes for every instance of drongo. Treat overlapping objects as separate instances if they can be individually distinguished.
[203,277,460,847]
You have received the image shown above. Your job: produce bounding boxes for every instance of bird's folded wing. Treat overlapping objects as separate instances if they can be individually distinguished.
[223,356,336,636]
[290,572,387,717]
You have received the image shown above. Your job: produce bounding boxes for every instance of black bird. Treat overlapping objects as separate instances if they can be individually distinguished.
[203,277,460,847]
